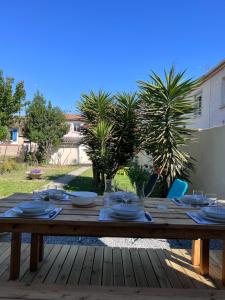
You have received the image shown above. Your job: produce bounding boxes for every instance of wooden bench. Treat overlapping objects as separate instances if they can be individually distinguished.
[0,283,225,300]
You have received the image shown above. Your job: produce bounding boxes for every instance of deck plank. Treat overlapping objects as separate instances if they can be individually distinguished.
[138,249,160,287]
[113,248,124,286]
[91,246,104,286]
[121,248,136,287]
[102,247,113,286]
[67,245,87,285]
[130,248,148,287]
[44,245,70,284]
[55,245,78,284]
[79,246,95,285]
[147,249,172,288]
[23,244,62,284]
[0,242,220,289]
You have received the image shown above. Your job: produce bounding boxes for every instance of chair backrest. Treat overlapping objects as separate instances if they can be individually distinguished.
[167,179,188,199]
[144,173,159,197]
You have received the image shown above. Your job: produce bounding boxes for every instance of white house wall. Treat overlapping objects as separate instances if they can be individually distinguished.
[186,125,225,198]
[190,67,225,129]
[50,145,91,165]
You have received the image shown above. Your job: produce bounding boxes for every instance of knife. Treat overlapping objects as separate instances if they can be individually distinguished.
[48,209,57,219]
[145,211,152,222]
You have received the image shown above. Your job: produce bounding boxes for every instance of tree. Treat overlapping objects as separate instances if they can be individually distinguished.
[138,67,200,195]
[79,91,140,189]
[25,91,68,163]
[0,70,26,140]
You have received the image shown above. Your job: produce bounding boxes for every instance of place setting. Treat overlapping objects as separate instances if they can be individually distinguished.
[171,190,217,208]
[0,200,62,220]
[99,191,153,222]
[182,191,225,224]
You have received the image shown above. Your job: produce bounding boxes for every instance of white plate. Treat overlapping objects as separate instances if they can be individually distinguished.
[17,201,50,213]
[201,206,225,220]
[111,204,142,216]
[12,204,55,216]
[179,195,209,206]
[200,212,225,223]
[108,208,144,220]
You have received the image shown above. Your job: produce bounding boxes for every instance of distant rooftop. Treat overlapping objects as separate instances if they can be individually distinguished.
[64,114,84,121]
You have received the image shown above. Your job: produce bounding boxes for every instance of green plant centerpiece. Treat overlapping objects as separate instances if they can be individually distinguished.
[126,158,150,200]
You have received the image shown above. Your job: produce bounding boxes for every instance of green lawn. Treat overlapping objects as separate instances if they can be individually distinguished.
[65,168,134,194]
[0,164,78,198]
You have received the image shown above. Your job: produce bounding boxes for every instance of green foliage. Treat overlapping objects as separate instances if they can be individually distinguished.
[0,159,20,174]
[126,158,149,188]
[0,70,26,140]
[138,67,200,192]
[79,91,140,186]
[25,91,69,163]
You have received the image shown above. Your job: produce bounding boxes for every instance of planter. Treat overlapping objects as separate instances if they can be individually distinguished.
[27,171,44,180]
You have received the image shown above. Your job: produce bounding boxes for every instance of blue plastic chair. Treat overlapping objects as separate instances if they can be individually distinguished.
[167,179,188,199]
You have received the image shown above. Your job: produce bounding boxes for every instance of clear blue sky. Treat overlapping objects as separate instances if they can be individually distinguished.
[0,0,225,112]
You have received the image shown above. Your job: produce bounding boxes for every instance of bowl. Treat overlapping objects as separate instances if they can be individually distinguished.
[68,191,98,206]
[17,201,50,213]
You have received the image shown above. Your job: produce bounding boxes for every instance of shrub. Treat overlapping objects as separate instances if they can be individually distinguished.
[0,159,20,174]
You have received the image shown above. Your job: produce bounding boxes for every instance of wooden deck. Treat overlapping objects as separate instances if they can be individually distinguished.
[0,242,223,289]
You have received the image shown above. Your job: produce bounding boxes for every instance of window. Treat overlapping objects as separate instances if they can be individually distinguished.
[221,77,225,107]
[194,93,202,117]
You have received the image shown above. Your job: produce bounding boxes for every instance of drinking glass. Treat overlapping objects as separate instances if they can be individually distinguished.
[193,190,203,199]
[205,193,217,205]
[32,190,41,201]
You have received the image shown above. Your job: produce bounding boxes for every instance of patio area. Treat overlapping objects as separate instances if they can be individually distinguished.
[0,242,223,289]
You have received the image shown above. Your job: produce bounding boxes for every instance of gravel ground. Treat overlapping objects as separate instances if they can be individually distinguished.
[0,233,223,250]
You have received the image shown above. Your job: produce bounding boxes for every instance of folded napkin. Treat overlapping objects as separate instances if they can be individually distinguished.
[170,198,187,207]
[99,208,153,222]
[186,211,225,225]
[0,207,63,220]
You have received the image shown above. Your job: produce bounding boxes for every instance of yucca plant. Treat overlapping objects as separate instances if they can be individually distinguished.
[79,91,140,189]
[138,67,200,194]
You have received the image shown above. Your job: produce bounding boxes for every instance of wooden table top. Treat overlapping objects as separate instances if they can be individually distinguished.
[0,193,225,239]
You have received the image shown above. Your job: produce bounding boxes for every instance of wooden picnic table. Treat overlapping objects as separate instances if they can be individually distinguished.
[0,193,224,283]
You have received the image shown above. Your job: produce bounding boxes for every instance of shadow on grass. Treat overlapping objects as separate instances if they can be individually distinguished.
[64,175,101,194]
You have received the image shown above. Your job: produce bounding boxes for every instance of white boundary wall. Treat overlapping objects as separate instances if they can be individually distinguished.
[187,125,225,198]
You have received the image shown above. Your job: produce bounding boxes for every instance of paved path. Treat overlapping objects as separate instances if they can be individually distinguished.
[43,165,91,189]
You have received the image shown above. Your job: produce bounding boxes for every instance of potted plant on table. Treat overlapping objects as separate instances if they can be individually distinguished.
[126,158,150,199]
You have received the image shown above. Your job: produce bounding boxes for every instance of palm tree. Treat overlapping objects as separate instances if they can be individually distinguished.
[138,67,200,194]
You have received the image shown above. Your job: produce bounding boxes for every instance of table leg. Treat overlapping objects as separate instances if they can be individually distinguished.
[30,233,40,272]
[9,232,21,280]
[192,239,209,275]
[38,234,44,262]
[222,240,225,285]
[192,239,201,266]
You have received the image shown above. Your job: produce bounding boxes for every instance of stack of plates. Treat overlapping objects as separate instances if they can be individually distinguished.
[108,203,143,220]
[201,206,225,223]
[179,195,209,206]
[67,191,97,206]
[12,201,55,217]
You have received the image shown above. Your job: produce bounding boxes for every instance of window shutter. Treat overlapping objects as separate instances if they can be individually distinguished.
[12,129,17,142]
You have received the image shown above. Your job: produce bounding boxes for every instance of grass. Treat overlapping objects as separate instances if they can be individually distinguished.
[0,164,78,198]
[65,168,134,194]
